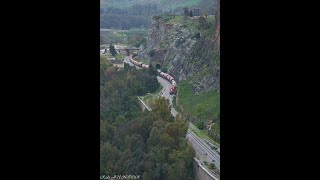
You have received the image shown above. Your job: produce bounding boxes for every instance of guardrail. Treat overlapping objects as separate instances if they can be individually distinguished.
[194,157,219,180]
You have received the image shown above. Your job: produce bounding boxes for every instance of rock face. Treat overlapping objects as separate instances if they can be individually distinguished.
[140,16,220,94]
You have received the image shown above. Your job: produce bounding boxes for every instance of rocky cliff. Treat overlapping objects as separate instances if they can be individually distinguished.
[140,15,220,94]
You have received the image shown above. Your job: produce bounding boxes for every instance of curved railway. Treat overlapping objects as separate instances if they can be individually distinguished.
[129,53,177,94]
[124,53,220,179]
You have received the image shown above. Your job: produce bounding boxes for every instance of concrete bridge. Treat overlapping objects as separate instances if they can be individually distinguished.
[115,47,140,56]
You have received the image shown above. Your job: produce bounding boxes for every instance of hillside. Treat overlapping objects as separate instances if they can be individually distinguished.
[141,14,220,93]
[139,12,220,142]
[100,61,195,179]
[100,0,217,29]
[101,0,200,11]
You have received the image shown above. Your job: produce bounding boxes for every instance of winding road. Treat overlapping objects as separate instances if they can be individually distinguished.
[124,56,220,179]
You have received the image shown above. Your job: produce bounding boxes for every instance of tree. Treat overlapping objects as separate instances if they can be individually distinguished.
[149,49,155,57]
[198,16,208,30]
[148,64,157,77]
[161,67,168,73]
[183,7,189,20]
[189,10,193,17]
[100,62,195,179]
[109,44,117,56]
[210,163,216,170]
[197,119,204,130]
[183,7,189,16]
[145,76,159,93]
[124,63,131,72]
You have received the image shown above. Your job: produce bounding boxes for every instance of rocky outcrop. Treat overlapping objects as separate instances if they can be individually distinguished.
[140,15,220,94]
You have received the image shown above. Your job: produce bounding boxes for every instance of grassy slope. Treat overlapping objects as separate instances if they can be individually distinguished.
[154,14,219,142]
[100,29,147,45]
[167,16,198,30]
[140,83,163,108]
[178,80,220,119]
[178,80,220,143]
[167,15,215,30]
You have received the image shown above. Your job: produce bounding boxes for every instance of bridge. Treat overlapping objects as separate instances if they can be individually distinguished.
[115,47,140,56]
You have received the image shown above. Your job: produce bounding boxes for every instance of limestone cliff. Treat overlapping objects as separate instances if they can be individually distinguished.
[140,14,220,94]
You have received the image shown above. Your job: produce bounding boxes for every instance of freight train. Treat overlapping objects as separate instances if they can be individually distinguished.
[129,53,176,94]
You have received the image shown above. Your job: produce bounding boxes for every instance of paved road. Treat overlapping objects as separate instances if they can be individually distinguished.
[189,123,220,153]
[155,66,220,178]
[153,64,220,176]
[187,130,220,169]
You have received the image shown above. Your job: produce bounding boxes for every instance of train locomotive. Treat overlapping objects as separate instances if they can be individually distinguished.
[129,53,176,94]
[157,69,176,94]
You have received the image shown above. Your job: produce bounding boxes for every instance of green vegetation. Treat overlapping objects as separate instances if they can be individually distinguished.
[134,57,149,65]
[191,130,202,139]
[165,15,214,31]
[149,49,156,57]
[100,0,217,29]
[172,96,177,108]
[210,163,216,170]
[177,80,220,143]
[115,54,126,61]
[169,16,197,30]
[178,80,219,118]
[100,0,201,12]
[100,3,162,29]
[100,29,147,47]
[197,119,205,130]
[153,14,176,22]
[203,161,208,166]
[101,53,113,58]
[109,44,117,56]
[100,54,107,61]
[140,84,162,108]
[190,123,220,147]
[100,62,195,179]
[100,55,112,71]
[100,62,156,118]
[160,67,168,73]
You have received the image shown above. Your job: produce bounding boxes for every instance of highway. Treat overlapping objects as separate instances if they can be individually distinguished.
[187,130,220,169]
[189,123,220,153]
[157,75,220,178]
[123,56,219,179]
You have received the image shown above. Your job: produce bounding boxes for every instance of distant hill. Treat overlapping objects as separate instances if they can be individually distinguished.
[101,0,216,14]
[101,0,200,11]
[100,0,217,29]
